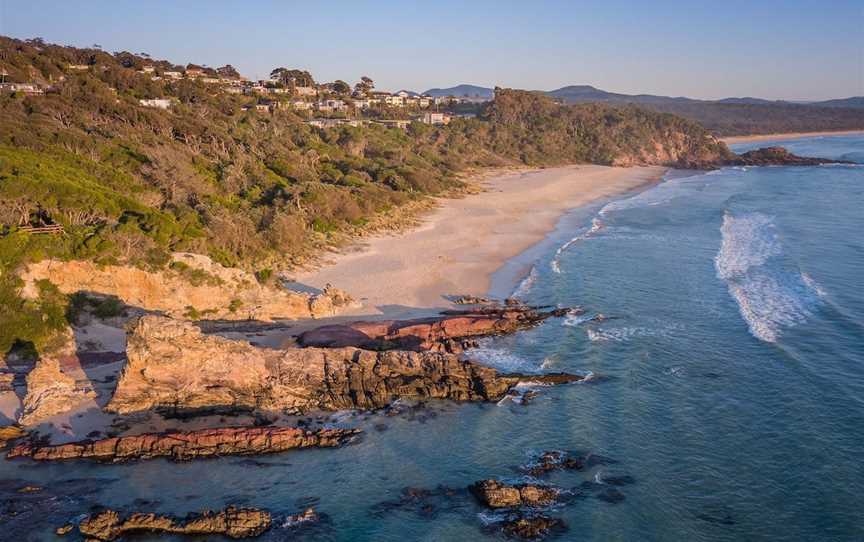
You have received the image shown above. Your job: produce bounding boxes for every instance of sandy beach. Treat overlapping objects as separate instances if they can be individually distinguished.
[721,129,864,144]
[294,165,665,317]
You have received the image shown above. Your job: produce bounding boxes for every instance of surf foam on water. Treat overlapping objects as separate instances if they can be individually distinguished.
[551,217,604,273]
[715,211,824,343]
[511,264,538,298]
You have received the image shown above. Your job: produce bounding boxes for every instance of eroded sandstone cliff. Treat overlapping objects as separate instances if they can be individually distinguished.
[107,315,581,416]
[20,253,353,321]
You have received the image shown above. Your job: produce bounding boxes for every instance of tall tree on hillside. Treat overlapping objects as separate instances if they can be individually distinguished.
[332,80,351,95]
[269,68,314,87]
[217,64,240,78]
[354,76,374,95]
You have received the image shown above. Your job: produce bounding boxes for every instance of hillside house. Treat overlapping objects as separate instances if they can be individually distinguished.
[164,71,183,80]
[421,112,450,125]
[0,83,43,95]
[139,98,173,109]
[295,86,317,97]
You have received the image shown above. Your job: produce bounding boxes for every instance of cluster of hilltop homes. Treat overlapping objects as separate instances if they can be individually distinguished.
[2,61,479,128]
[130,64,475,126]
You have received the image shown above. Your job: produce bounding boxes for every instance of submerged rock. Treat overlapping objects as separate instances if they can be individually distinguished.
[521,450,586,476]
[469,480,559,509]
[107,316,581,416]
[7,425,358,462]
[78,506,271,540]
[296,305,569,353]
[502,514,566,539]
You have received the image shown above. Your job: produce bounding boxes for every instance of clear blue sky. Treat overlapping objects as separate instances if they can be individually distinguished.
[2,0,861,100]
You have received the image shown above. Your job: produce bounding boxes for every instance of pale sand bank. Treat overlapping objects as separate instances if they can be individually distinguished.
[294,165,665,317]
[722,130,864,145]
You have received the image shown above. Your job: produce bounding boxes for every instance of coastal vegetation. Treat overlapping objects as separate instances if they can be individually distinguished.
[0,36,730,352]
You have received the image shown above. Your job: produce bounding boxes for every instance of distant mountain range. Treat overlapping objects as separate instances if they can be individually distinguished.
[420,83,864,109]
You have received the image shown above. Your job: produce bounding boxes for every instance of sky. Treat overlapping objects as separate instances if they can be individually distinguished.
[1,0,861,100]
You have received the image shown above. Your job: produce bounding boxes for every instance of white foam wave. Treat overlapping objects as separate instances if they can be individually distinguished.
[715,212,824,342]
[465,341,532,372]
[511,265,538,298]
[586,326,669,343]
[551,217,604,273]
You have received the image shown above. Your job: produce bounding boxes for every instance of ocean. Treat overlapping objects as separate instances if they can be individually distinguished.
[3,134,863,541]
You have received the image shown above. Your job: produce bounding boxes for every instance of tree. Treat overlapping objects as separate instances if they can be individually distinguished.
[332,80,350,94]
[269,68,314,87]
[354,76,374,95]
[216,64,240,78]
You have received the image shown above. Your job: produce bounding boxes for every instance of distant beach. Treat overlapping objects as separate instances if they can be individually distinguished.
[721,129,864,144]
[294,165,665,317]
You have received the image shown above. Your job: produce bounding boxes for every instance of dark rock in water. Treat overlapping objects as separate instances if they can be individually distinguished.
[370,485,466,520]
[452,295,494,305]
[596,487,626,504]
[733,146,853,167]
[78,506,271,540]
[469,480,559,509]
[522,450,586,476]
[600,475,636,486]
[583,453,619,468]
[7,426,359,462]
[502,513,566,539]
[297,305,569,353]
[0,477,117,539]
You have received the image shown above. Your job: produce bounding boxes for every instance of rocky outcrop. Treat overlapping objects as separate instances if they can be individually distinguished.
[7,425,358,462]
[469,479,559,509]
[733,146,853,167]
[107,316,582,415]
[502,515,565,539]
[20,254,354,321]
[78,506,270,540]
[297,305,571,353]
[18,328,96,426]
[0,426,25,448]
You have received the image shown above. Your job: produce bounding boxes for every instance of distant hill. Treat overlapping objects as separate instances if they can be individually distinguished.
[811,97,864,109]
[423,84,494,98]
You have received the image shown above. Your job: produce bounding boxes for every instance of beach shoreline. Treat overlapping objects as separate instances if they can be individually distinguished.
[293,165,666,318]
[721,129,864,144]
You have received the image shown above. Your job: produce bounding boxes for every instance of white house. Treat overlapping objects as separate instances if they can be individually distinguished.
[139,98,174,109]
[295,86,317,97]
[421,112,450,125]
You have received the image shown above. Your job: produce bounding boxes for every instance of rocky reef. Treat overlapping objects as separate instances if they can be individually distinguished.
[19,253,354,322]
[469,479,559,509]
[732,146,853,167]
[7,425,358,462]
[107,315,582,416]
[297,304,571,352]
[77,506,271,540]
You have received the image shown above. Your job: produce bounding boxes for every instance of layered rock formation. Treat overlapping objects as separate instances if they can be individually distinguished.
[7,425,358,462]
[18,328,96,426]
[20,253,354,321]
[297,305,571,352]
[107,316,582,416]
[78,506,270,540]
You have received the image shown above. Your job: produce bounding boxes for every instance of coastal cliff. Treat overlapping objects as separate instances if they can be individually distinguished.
[20,253,354,321]
[108,314,581,416]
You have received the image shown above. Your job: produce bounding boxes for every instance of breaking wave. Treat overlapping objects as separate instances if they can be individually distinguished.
[511,265,538,298]
[551,217,604,273]
[715,212,824,342]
